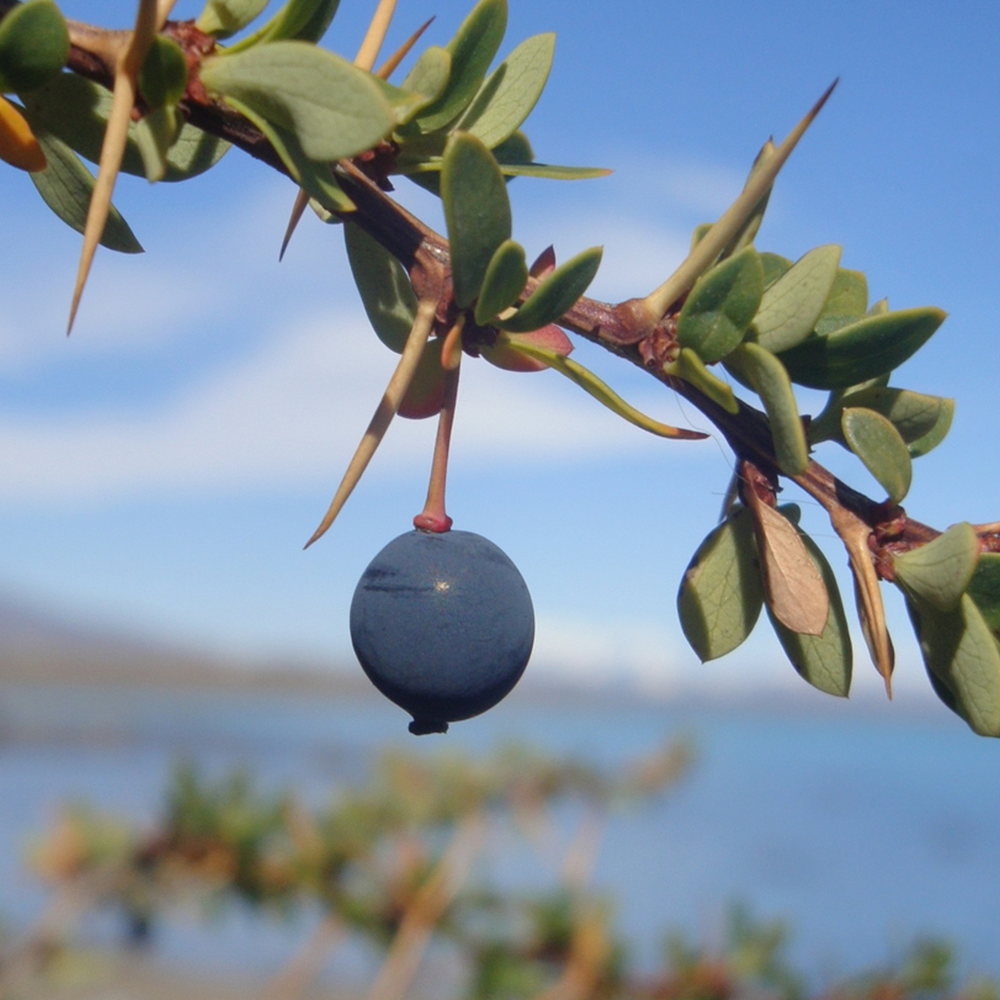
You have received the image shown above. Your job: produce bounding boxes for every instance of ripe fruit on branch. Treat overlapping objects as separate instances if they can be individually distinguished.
[350,529,535,734]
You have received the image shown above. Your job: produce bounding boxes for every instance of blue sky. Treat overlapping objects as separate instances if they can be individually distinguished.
[2,0,999,706]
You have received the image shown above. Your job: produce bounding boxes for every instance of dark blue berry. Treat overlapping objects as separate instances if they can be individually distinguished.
[350,530,535,734]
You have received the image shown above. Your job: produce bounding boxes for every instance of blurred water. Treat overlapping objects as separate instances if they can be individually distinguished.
[1,680,999,984]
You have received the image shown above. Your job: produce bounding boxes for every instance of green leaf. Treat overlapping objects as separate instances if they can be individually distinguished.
[496,246,602,333]
[400,45,451,107]
[676,246,764,363]
[22,73,230,181]
[893,522,979,612]
[399,127,609,189]
[196,0,271,38]
[665,347,738,414]
[841,407,912,504]
[138,36,188,111]
[496,337,707,440]
[828,385,954,457]
[200,42,395,161]
[221,94,354,213]
[344,223,417,353]
[441,131,511,308]
[778,307,947,389]
[677,506,764,662]
[727,343,808,476]
[226,0,340,49]
[907,594,1000,737]
[759,252,792,289]
[475,239,528,324]
[371,76,431,125]
[28,129,143,253]
[399,337,446,419]
[412,0,507,133]
[134,105,182,183]
[967,553,1000,633]
[753,244,841,353]
[718,138,774,259]
[496,160,611,180]
[0,0,69,93]
[455,33,554,150]
[814,267,868,334]
[767,527,852,697]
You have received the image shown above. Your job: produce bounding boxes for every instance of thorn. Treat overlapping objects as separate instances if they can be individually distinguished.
[279,188,311,261]
[69,0,166,333]
[353,0,400,73]
[304,299,436,548]
[375,15,434,79]
[643,78,839,323]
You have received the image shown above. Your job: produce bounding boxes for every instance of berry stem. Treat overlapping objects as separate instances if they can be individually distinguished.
[414,344,462,533]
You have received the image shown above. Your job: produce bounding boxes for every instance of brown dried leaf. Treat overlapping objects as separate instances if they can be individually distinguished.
[744,487,829,636]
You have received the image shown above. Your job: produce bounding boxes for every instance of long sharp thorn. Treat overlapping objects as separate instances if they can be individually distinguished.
[354,0,400,72]
[68,0,164,333]
[643,79,839,322]
[304,299,436,549]
[376,16,434,79]
[280,188,311,261]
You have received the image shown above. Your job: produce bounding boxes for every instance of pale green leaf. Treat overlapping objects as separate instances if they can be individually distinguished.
[456,32,554,149]
[827,385,954,458]
[967,553,1000,632]
[412,0,507,133]
[22,73,229,181]
[676,246,764,363]
[665,347,738,414]
[497,161,610,180]
[137,36,188,111]
[475,238,527,324]
[400,45,451,106]
[226,0,341,49]
[677,506,764,662]
[814,267,868,334]
[497,337,707,440]
[221,93,354,214]
[441,131,511,308]
[719,138,774,259]
[29,129,142,253]
[767,527,852,697]
[753,244,841,353]
[778,307,947,389]
[759,252,792,289]
[200,41,395,161]
[496,246,602,333]
[893,522,979,612]
[907,593,1000,736]
[727,342,808,476]
[344,223,416,353]
[841,406,912,504]
[403,156,609,181]
[0,0,68,93]
[196,0,271,39]
[133,105,182,183]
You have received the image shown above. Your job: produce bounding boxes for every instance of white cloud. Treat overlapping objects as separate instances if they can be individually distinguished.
[0,305,718,506]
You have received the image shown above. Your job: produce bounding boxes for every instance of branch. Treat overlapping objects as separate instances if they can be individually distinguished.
[0,6,965,569]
